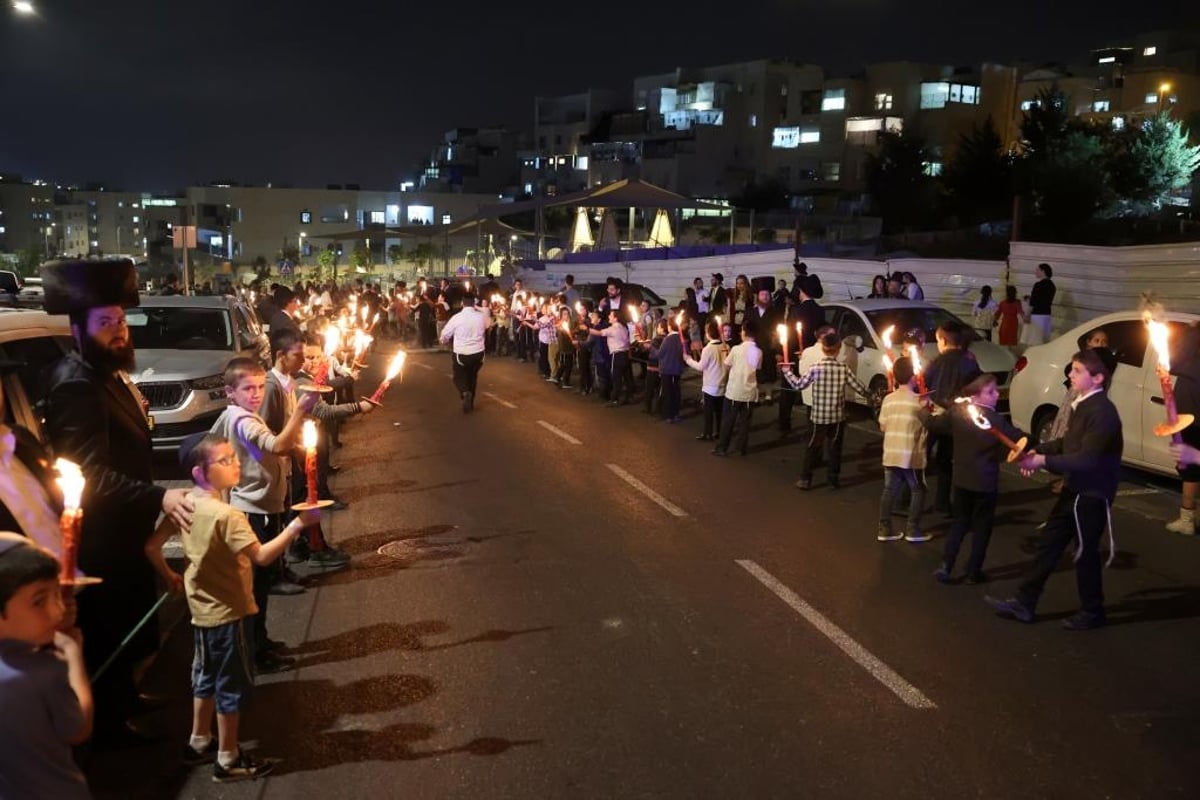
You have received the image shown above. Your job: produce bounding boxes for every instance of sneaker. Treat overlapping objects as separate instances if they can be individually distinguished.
[904,531,931,543]
[268,580,306,596]
[934,567,954,584]
[213,751,277,783]
[182,739,218,766]
[1061,611,1106,631]
[711,448,728,457]
[877,527,903,542]
[262,637,287,653]
[307,549,351,569]
[984,595,1035,623]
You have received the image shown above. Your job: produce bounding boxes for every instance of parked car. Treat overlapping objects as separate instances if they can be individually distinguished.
[574,282,668,311]
[0,308,72,439]
[820,299,1018,410]
[126,295,270,452]
[1008,310,1199,477]
[0,270,21,308]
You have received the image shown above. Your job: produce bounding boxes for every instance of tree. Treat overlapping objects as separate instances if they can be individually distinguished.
[943,116,1013,224]
[865,128,937,233]
[280,243,300,264]
[317,248,336,281]
[251,255,271,281]
[349,244,371,273]
[387,243,405,266]
[410,242,438,272]
[730,177,789,212]
[14,247,43,278]
[1116,113,1200,212]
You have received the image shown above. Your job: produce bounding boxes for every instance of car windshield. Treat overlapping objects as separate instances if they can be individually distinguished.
[864,307,967,342]
[126,308,233,350]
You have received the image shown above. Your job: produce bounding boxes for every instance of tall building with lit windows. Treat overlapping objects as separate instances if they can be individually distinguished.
[0,175,55,256]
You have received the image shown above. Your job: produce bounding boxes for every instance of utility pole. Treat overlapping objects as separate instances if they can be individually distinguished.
[181,203,190,296]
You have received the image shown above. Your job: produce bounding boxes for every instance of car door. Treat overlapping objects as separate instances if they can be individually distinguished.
[1141,320,1193,472]
[835,308,872,402]
[1097,319,1147,465]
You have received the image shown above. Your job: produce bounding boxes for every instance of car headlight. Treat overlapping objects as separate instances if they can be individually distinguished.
[188,374,225,390]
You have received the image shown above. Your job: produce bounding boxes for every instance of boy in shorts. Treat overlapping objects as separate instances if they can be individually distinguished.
[0,532,92,798]
[145,434,317,783]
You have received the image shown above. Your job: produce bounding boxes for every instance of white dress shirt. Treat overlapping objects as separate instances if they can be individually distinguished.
[440,306,490,355]
[0,425,62,557]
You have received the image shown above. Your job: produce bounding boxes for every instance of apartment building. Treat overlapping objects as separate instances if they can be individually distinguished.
[420,126,523,195]
[0,175,55,256]
[519,88,626,196]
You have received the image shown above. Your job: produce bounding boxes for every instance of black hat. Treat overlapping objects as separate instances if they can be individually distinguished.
[605,276,623,288]
[42,258,139,316]
[799,275,823,299]
[711,272,724,283]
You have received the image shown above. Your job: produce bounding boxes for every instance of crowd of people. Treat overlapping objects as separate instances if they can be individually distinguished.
[2,256,1198,795]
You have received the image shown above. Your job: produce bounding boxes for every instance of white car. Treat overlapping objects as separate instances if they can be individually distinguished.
[1008,310,1199,477]
[0,309,72,439]
[820,299,1018,409]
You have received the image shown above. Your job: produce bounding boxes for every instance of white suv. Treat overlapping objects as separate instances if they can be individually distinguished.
[0,309,72,438]
[1008,310,1200,477]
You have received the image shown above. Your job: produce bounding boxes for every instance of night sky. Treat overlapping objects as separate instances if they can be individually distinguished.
[0,0,1186,191]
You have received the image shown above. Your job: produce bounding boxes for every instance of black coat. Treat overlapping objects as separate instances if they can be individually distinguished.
[1039,391,1124,504]
[0,425,61,536]
[44,351,165,664]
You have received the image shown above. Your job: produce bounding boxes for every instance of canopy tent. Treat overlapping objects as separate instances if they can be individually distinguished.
[646,208,675,247]
[569,207,594,252]
[595,210,620,250]
[478,177,728,218]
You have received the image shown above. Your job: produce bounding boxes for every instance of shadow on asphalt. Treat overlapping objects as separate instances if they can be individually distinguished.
[336,524,458,556]
[287,620,451,667]
[1106,585,1200,626]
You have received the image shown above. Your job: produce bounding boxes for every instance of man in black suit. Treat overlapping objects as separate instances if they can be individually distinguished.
[987,349,1123,631]
[42,258,195,742]
[778,276,826,434]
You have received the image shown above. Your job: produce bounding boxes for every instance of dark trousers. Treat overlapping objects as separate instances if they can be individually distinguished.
[579,348,594,392]
[942,487,997,575]
[717,398,754,454]
[778,387,798,432]
[537,342,550,376]
[452,351,484,397]
[661,373,682,419]
[800,421,845,482]
[879,467,926,534]
[248,512,283,653]
[610,351,631,402]
[931,433,954,511]
[644,370,661,414]
[555,349,575,386]
[701,392,723,437]
[1017,492,1108,617]
[514,323,528,360]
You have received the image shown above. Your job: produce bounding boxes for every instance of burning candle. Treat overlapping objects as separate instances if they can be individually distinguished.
[907,344,927,394]
[55,458,85,584]
[352,328,373,366]
[964,402,1028,463]
[776,323,790,364]
[1146,315,1194,441]
[302,420,319,505]
[365,350,407,405]
[313,327,341,385]
[464,280,471,292]
[628,304,642,336]
[794,322,804,364]
[574,301,583,316]
[882,353,895,392]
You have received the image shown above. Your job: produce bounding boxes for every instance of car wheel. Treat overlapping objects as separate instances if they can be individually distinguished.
[1031,405,1058,445]
[868,375,889,417]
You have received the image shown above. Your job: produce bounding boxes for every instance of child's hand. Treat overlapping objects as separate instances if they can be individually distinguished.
[298,390,320,413]
[295,508,321,528]
[165,572,185,595]
[54,630,82,660]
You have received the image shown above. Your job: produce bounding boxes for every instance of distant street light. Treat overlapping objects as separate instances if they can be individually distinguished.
[12,1,35,15]
[1159,82,1172,113]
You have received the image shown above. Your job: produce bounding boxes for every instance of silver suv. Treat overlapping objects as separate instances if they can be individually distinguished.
[127,295,269,451]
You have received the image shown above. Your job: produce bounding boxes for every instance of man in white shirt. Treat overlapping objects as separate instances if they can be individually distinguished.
[713,318,763,457]
[440,293,491,412]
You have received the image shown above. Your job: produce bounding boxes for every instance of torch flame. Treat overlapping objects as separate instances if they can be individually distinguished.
[676,311,684,330]
[323,326,342,357]
[360,306,369,326]
[1146,314,1171,371]
[353,329,373,360]
[383,351,407,381]
[574,301,583,316]
[881,325,895,351]
[776,323,788,345]
[562,320,571,334]
[882,353,894,371]
[964,402,992,431]
[714,315,722,328]
[628,304,639,323]
[795,322,803,343]
[907,344,922,373]
[301,419,317,451]
[55,458,85,512]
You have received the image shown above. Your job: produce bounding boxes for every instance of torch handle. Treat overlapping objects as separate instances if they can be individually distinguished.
[59,510,80,583]
[369,380,390,404]
[305,448,318,506]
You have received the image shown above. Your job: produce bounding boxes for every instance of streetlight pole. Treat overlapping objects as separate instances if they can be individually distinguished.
[1158,82,1172,115]
[298,231,306,269]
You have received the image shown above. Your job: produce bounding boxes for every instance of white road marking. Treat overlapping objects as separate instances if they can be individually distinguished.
[413,362,434,371]
[483,392,517,409]
[736,559,936,710]
[605,463,687,517]
[537,420,582,445]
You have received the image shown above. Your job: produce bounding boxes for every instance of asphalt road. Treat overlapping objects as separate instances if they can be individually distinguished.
[91,348,1200,799]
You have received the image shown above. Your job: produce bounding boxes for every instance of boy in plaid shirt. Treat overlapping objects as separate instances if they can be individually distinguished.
[876,357,930,542]
[785,330,869,489]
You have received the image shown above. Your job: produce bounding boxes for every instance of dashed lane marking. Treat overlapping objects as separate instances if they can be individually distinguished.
[483,392,517,409]
[736,559,937,710]
[537,420,582,445]
[413,362,435,371]
[605,463,687,517]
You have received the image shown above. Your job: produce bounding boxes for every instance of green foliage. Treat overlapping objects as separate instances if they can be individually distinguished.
[944,116,1013,224]
[14,247,43,278]
[251,255,271,281]
[864,128,938,233]
[410,242,438,271]
[280,244,300,264]
[1118,113,1200,210]
[387,243,405,265]
[349,244,371,272]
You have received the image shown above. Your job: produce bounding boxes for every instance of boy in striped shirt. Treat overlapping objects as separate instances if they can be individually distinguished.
[876,357,930,542]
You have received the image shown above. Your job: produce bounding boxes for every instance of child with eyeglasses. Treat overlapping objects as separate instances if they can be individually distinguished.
[144,433,318,783]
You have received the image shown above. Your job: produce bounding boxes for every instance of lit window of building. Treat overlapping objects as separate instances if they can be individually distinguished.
[1020,100,1037,111]
[1112,116,1125,130]
[1098,56,1116,64]
[920,82,980,109]
[1143,46,1157,56]
[749,114,757,127]
[369,210,385,225]
[1145,92,1159,104]
[922,161,943,177]
[874,93,893,111]
[1092,100,1110,112]
[822,89,846,111]
[821,162,841,182]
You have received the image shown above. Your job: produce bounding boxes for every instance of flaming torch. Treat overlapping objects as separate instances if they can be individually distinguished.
[55,459,91,586]
[881,325,897,391]
[362,351,408,407]
[794,322,803,362]
[964,402,1028,463]
[1146,314,1194,441]
[292,420,332,510]
[352,328,373,369]
[908,344,927,395]
[628,304,642,337]
[776,323,791,366]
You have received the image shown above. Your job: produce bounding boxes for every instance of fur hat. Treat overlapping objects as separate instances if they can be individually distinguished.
[41,258,140,316]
